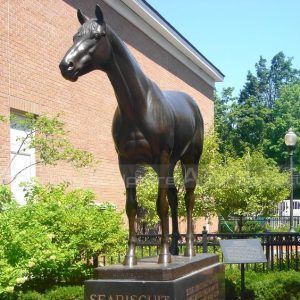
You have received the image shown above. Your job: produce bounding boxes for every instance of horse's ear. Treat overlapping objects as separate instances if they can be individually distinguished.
[77,9,88,25]
[95,4,104,24]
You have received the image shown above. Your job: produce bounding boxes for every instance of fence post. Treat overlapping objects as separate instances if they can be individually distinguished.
[202,226,208,253]
[265,233,271,270]
[92,252,99,268]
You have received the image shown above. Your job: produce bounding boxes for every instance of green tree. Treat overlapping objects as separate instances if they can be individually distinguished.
[215,87,269,156]
[269,52,300,106]
[0,113,97,185]
[205,151,290,231]
[214,88,237,155]
[239,71,260,104]
[137,137,290,230]
[263,84,300,169]
[239,52,300,108]
[215,52,300,166]
[229,96,269,155]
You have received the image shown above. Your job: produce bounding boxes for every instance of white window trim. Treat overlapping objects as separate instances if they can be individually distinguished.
[10,113,36,204]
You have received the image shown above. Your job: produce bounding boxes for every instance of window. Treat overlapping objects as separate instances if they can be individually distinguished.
[10,114,36,204]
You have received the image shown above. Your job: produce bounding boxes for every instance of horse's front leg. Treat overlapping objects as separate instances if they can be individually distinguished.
[119,159,138,266]
[156,153,172,264]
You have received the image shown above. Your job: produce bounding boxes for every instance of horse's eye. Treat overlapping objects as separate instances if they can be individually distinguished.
[94,33,101,40]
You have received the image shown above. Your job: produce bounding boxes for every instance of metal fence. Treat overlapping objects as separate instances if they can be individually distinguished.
[94,230,300,271]
[265,216,300,229]
[202,231,300,271]
[219,216,300,231]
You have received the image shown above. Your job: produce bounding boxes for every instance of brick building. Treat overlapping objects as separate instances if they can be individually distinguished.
[0,1,223,229]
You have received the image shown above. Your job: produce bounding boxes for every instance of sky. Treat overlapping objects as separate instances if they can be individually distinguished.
[146,0,300,96]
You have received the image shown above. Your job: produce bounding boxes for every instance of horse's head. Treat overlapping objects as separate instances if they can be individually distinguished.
[59,5,110,81]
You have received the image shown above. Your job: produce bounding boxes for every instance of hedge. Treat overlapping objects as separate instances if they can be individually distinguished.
[226,269,300,299]
[18,286,83,300]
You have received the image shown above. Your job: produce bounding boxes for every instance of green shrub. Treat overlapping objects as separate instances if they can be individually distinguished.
[17,286,83,300]
[225,268,300,299]
[44,286,83,300]
[220,219,265,233]
[267,224,290,232]
[249,270,300,300]
[225,267,240,300]
[18,291,43,300]
[0,182,127,296]
[241,220,265,233]
[0,185,16,212]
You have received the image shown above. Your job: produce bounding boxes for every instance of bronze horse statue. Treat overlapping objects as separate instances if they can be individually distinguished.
[59,5,204,266]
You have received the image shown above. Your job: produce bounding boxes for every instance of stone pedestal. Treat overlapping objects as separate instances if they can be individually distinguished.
[85,254,225,300]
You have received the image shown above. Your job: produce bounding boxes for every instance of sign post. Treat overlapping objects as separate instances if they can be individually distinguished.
[241,263,245,299]
[220,239,267,299]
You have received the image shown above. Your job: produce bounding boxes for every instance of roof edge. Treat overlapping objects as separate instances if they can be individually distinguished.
[139,0,225,79]
[102,0,224,87]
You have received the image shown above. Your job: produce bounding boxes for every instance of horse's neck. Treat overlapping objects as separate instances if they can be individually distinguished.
[105,28,149,121]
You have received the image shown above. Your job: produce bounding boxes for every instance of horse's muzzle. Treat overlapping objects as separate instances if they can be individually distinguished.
[59,60,78,82]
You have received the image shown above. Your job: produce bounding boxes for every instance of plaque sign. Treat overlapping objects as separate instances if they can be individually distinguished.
[219,239,267,264]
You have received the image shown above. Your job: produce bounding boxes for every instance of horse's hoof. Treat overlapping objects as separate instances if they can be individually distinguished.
[123,255,137,267]
[184,246,196,257]
[158,253,172,264]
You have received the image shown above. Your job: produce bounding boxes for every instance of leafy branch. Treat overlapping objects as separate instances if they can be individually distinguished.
[0,113,98,184]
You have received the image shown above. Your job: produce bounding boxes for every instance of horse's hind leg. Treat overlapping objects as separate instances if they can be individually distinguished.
[167,163,180,255]
[181,129,202,256]
[181,161,198,257]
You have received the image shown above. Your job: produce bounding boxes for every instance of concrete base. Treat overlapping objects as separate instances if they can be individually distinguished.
[85,254,225,300]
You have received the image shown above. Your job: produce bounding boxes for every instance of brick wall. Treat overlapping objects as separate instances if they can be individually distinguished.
[0,1,215,216]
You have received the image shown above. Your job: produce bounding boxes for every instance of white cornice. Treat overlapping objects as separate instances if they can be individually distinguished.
[102,0,224,87]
